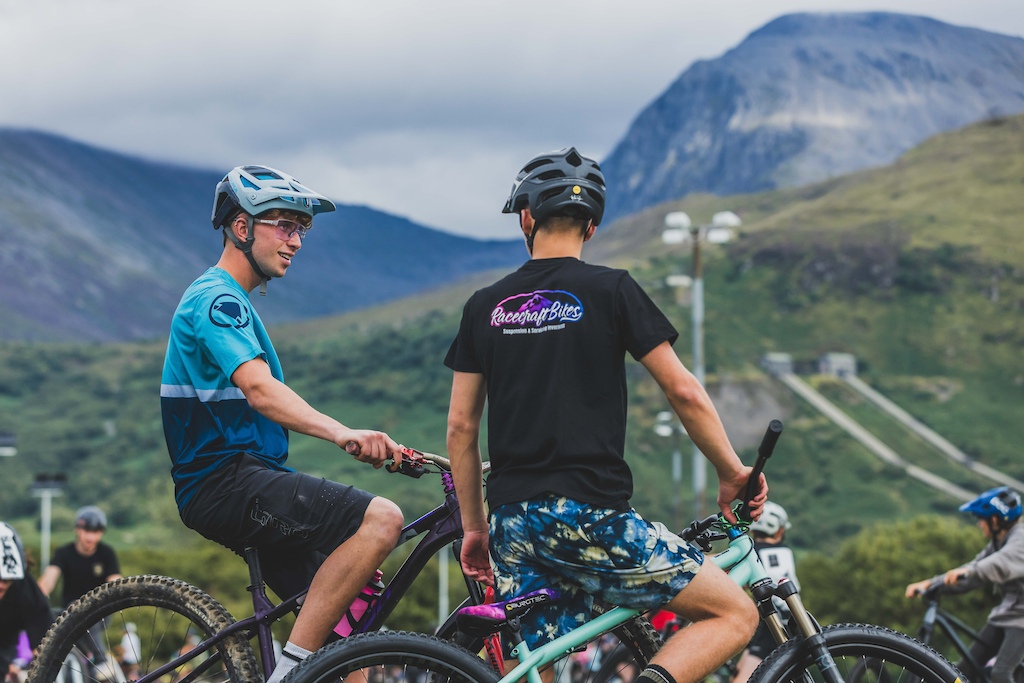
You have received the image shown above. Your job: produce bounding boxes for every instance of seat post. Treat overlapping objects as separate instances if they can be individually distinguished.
[244,546,265,592]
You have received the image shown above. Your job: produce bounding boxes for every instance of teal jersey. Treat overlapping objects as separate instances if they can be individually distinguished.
[160,267,290,509]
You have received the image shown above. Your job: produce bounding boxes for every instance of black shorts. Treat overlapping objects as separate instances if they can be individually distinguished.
[180,453,375,600]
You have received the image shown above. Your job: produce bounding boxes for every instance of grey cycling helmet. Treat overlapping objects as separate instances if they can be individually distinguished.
[212,165,336,229]
[503,147,606,227]
[75,505,107,531]
[0,522,26,581]
[212,165,337,294]
[749,501,791,536]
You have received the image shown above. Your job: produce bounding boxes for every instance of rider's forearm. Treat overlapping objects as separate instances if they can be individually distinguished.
[642,343,744,480]
[448,422,488,532]
[447,371,489,531]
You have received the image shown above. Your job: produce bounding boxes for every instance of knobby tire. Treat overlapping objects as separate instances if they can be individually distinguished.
[750,623,963,683]
[28,575,259,683]
[283,631,500,683]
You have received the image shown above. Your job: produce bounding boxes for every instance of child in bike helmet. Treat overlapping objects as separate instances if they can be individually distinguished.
[905,487,1024,683]
[733,501,800,683]
[0,522,53,681]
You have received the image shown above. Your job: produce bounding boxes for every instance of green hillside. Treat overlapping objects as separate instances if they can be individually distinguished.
[1,115,1022,568]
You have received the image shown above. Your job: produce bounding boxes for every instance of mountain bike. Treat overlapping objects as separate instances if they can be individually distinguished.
[280,421,964,683]
[849,579,995,683]
[29,449,657,683]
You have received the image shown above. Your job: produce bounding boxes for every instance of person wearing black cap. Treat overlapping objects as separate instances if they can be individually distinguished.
[37,506,121,607]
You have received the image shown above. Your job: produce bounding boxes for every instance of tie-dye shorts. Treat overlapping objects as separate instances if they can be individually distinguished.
[489,494,704,648]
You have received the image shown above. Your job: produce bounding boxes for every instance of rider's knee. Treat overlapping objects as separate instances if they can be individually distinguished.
[735,598,759,641]
[362,497,404,544]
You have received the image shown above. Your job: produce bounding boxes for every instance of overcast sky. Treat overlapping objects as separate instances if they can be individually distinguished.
[1,0,1022,238]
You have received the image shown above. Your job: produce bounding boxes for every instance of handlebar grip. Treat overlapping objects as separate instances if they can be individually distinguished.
[680,514,720,542]
[737,420,783,522]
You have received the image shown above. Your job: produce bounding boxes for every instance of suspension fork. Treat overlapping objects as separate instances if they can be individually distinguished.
[777,579,846,683]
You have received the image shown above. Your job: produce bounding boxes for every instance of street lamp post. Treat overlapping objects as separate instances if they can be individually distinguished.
[654,411,686,530]
[31,473,66,566]
[662,210,741,519]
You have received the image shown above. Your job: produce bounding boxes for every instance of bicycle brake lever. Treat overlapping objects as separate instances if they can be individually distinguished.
[386,447,427,478]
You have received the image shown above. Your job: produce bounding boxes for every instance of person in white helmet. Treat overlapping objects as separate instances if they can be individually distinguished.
[732,501,799,683]
[161,166,405,683]
[0,523,52,682]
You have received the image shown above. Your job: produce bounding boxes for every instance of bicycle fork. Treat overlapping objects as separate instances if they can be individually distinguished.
[768,578,846,683]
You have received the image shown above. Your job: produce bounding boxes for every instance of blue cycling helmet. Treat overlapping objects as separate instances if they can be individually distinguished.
[959,486,1022,524]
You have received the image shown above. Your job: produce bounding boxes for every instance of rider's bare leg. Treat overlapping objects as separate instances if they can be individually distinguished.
[646,562,758,683]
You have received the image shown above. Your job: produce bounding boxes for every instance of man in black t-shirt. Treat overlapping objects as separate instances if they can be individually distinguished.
[446,147,768,683]
[37,506,122,667]
[38,506,122,607]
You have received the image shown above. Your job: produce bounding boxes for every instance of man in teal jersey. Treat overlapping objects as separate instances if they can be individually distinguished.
[161,165,405,683]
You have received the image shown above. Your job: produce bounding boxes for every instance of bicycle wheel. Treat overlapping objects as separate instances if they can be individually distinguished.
[283,631,501,683]
[750,623,963,683]
[29,575,259,683]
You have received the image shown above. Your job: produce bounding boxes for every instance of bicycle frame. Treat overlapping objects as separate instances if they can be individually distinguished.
[134,463,471,683]
[920,597,992,683]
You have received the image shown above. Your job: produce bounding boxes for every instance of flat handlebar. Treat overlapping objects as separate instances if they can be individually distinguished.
[386,447,492,477]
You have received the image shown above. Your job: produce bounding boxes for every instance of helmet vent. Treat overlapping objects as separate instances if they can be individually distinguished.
[537,187,564,204]
[536,170,566,181]
[523,159,553,174]
[565,149,583,167]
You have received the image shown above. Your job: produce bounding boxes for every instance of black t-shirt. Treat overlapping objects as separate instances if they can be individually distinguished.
[445,257,677,510]
[0,574,53,671]
[50,541,120,606]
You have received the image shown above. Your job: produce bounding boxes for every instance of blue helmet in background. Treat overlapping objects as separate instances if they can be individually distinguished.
[960,486,1022,524]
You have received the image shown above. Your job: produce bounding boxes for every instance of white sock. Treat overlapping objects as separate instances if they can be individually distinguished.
[266,641,313,683]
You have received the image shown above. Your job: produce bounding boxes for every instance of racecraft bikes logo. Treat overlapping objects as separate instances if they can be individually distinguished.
[490,290,583,334]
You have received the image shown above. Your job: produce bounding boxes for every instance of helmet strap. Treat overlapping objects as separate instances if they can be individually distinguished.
[225,215,273,296]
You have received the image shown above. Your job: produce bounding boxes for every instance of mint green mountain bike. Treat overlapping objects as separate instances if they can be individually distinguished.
[282,421,964,683]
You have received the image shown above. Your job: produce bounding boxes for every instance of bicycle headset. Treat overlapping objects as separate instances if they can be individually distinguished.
[75,505,107,532]
[0,522,27,581]
[502,147,606,253]
[211,165,337,295]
